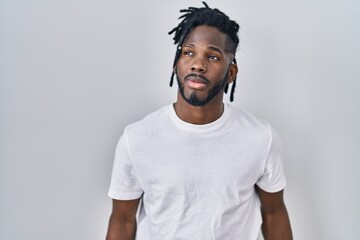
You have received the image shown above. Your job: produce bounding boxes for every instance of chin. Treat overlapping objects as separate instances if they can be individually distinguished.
[185,91,206,100]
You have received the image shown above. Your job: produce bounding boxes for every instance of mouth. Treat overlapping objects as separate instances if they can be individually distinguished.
[184,74,209,90]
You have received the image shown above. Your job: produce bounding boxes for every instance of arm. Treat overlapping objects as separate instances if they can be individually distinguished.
[106,198,141,240]
[256,186,293,240]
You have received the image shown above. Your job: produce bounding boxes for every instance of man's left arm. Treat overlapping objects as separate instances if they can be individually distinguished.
[256,186,293,240]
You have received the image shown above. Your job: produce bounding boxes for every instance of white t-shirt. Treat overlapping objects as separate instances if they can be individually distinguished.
[108,104,286,240]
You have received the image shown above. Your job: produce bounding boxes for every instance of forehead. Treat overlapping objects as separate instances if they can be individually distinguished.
[183,25,227,49]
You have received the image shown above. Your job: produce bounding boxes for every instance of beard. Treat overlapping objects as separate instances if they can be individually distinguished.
[176,73,228,107]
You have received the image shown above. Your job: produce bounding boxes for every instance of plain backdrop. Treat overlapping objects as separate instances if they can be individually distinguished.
[1,0,359,239]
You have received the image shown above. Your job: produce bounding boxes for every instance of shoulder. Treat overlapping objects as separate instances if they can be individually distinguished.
[227,104,283,154]
[124,104,171,136]
[226,104,271,134]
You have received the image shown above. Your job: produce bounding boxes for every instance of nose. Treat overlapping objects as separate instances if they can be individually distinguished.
[191,58,207,73]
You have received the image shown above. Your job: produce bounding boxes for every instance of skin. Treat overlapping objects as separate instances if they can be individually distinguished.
[106,198,140,240]
[256,187,293,239]
[106,25,293,240]
[174,25,237,124]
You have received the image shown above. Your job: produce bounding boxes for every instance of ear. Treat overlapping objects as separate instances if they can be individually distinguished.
[227,63,238,84]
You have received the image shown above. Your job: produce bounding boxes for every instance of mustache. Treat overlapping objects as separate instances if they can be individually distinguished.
[184,74,210,84]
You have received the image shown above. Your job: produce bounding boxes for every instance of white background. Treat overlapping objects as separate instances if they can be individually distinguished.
[1,0,359,239]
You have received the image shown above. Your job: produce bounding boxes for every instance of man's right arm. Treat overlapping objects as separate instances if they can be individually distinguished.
[106,198,141,240]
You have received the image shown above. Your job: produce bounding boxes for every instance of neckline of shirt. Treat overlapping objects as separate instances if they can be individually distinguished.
[167,103,231,133]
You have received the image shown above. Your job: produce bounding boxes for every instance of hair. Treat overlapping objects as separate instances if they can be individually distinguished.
[168,1,240,102]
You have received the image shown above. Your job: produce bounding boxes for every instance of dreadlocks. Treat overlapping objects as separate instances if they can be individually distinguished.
[168,1,240,102]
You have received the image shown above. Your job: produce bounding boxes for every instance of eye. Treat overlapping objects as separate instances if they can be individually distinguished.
[183,50,194,56]
[209,55,219,61]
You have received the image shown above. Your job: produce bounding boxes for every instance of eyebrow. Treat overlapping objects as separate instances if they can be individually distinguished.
[183,43,225,56]
[208,46,224,56]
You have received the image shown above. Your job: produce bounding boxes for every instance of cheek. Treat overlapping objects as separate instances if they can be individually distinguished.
[175,61,187,79]
[213,67,229,80]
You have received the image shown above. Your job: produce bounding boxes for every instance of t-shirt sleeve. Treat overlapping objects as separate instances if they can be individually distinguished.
[108,129,144,200]
[256,124,287,193]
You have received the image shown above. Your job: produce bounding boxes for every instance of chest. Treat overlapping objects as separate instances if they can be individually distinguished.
[129,131,268,202]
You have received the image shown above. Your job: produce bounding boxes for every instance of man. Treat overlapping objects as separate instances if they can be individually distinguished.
[106,2,293,240]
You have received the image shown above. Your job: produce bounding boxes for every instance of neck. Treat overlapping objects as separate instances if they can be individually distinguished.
[173,91,224,125]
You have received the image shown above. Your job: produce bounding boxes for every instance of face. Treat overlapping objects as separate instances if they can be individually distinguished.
[175,25,237,106]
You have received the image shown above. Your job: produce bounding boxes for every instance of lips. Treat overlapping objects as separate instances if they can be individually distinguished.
[184,75,209,90]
